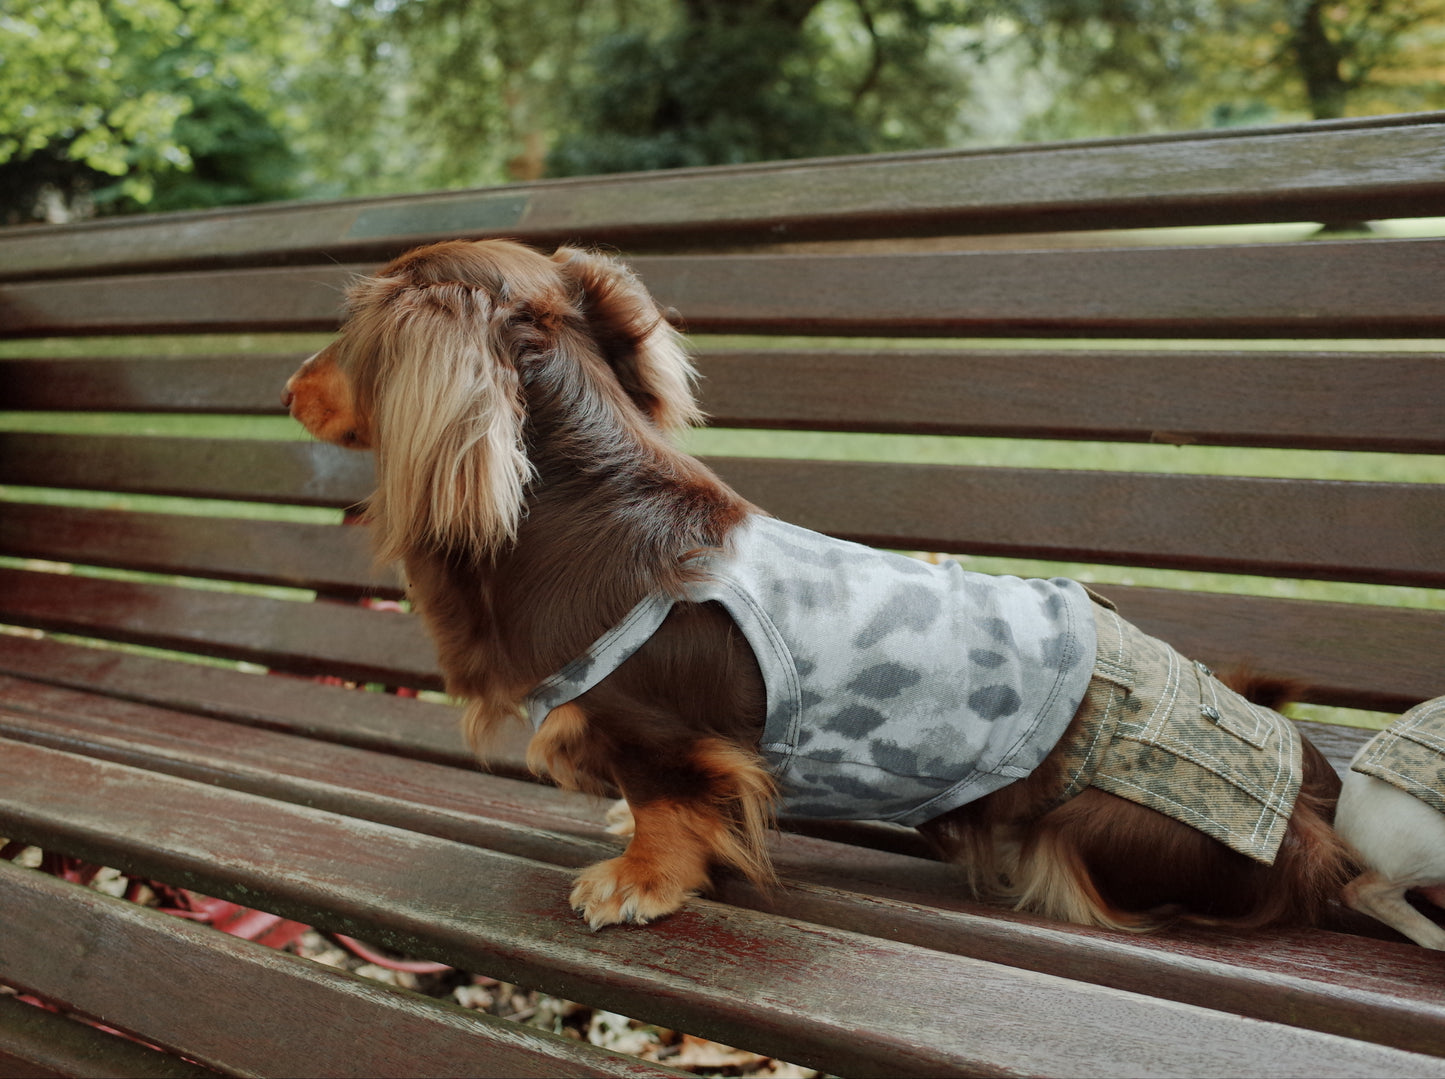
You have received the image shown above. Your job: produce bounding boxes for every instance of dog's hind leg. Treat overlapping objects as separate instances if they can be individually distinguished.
[1343,869,1445,950]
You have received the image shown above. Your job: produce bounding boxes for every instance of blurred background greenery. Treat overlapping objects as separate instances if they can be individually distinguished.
[5,0,1445,223]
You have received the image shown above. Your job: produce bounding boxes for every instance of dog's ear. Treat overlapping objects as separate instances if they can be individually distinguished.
[351,275,534,562]
[551,246,704,433]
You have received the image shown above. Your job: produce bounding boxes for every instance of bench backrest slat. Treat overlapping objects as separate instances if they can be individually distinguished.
[4,443,1439,587]
[0,567,440,689]
[3,112,1444,281]
[7,350,1445,452]
[9,239,1445,338]
[0,503,390,598]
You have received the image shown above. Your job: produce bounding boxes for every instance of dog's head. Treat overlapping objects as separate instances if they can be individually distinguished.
[283,239,701,560]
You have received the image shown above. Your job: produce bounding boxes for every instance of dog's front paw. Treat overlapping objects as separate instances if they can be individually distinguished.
[570,857,696,929]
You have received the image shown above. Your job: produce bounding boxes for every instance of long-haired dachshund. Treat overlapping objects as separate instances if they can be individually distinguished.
[285,239,1355,931]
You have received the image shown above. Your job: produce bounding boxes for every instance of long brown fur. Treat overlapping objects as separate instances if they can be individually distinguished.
[285,237,1355,931]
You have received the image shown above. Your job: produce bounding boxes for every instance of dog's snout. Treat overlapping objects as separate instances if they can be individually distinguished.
[281,387,295,409]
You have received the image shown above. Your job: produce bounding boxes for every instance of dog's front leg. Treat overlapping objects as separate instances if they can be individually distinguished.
[570,796,722,929]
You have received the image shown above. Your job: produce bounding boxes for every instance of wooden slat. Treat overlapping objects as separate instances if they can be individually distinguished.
[0,676,601,870]
[0,739,1439,1078]
[4,113,1445,280]
[7,437,1442,587]
[0,622,1380,781]
[1092,585,1445,714]
[0,264,354,337]
[696,349,1445,453]
[5,675,1443,1062]
[1,555,1439,714]
[708,457,1445,587]
[0,864,683,1079]
[7,349,1444,456]
[0,635,482,770]
[8,238,1445,339]
[0,504,397,599]
[0,433,373,507]
[0,994,220,1079]
[635,239,1445,338]
[0,568,442,690]
[0,355,305,413]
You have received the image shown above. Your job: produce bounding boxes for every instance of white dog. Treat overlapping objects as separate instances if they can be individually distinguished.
[1335,697,1445,949]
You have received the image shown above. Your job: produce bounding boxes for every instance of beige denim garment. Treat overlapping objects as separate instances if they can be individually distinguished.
[1044,600,1304,865]
[1351,696,1445,816]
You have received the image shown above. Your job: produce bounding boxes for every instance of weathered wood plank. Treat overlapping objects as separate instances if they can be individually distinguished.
[0,635,481,769]
[0,738,1439,1078]
[1,564,1439,714]
[3,675,1440,1061]
[695,349,1445,453]
[0,993,220,1079]
[0,863,686,1079]
[0,355,305,413]
[0,433,373,507]
[7,349,1443,456]
[7,437,1442,588]
[0,504,396,599]
[0,568,442,690]
[1090,585,1445,713]
[7,238,1445,338]
[0,265,354,336]
[707,458,1445,587]
[3,113,1445,280]
[634,239,1445,338]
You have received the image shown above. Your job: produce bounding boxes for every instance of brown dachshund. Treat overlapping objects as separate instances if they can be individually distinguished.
[285,238,1353,930]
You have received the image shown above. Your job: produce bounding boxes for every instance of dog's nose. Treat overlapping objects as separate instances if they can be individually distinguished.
[281,388,294,409]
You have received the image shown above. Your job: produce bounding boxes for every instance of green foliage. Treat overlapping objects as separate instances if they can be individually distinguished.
[0,0,305,221]
[547,0,976,176]
[3,0,1445,220]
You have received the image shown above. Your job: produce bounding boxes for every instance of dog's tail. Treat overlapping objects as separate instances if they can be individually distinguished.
[1214,665,1300,712]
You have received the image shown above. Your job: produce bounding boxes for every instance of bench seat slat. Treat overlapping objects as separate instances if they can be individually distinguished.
[1,563,1440,712]
[0,993,221,1079]
[4,114,1445,281]
[0,863,684,1079]
[7,350,1443,455]
[1,737,1439,1079]
[6,674,1445,1062]
[6,438,1441,586]
[8,239,1445,338]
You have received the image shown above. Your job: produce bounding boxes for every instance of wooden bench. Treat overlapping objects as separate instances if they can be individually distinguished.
[2,111,1444,1077]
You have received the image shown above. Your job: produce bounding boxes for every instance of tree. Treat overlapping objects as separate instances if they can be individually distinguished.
[546,0,978,176]
[288,0,670,197]
[0,0,306,223]
[979,0,1445,142]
